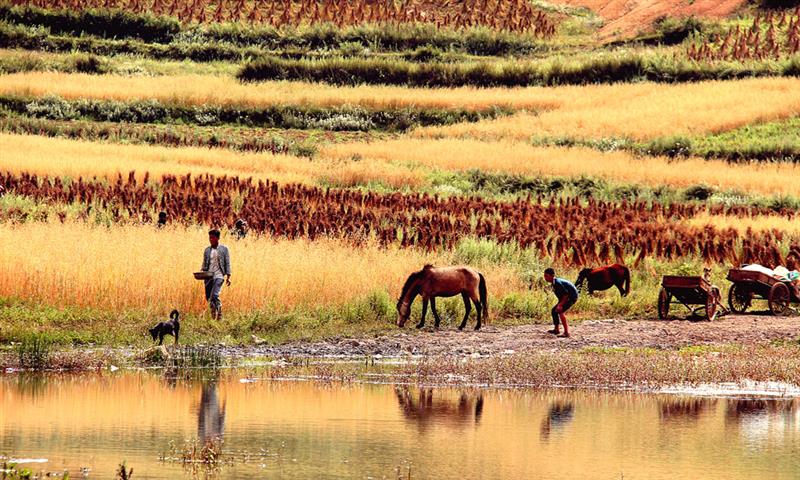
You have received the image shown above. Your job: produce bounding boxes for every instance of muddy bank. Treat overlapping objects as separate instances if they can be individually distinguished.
[239,314,800,358]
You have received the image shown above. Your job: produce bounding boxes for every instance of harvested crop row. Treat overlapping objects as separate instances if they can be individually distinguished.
[4,0,557,35]
[4,170,799,268]
[688,8,800,62]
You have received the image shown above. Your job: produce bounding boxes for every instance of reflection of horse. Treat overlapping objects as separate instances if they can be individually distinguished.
[198,382,226,443]
[394,387,483,429]
[575,264,630,297]
[396,265,488,330]
[540,401,574,440]
[725,399,770,423]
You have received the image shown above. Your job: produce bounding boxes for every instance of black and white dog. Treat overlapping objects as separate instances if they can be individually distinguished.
[149,309,180,345]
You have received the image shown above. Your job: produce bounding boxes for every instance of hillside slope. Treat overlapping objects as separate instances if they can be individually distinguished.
[553,0,747,39]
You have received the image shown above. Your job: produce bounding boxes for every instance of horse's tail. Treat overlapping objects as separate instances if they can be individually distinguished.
[622,265,631,297]
[479,273,489,323]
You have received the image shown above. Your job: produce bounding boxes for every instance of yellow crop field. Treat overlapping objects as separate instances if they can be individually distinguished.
[322,138,800,197]
[5,74,799,141]
[0,72,560,111]
[0,133,423,188]
[415,77,800,141]
[0,221,522,314]
[687,212,800,235]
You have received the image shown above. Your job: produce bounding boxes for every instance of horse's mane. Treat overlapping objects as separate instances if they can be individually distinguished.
[398,264,433,306]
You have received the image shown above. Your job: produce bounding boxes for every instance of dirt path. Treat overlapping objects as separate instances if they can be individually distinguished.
[242,314,800,358]
[554,0,746,40]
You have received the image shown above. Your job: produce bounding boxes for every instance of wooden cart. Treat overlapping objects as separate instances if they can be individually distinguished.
[658,275,722,321]
[726,268,799,316]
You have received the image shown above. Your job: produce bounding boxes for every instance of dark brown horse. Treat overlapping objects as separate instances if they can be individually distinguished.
[575,263,631,297]
[397,265,488,330]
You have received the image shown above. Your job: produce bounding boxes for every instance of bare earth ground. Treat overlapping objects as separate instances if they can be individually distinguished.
[553,0,746,39]
[242,314,800,358]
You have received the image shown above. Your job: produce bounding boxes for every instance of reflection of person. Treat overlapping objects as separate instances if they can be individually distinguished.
[544,268,579,338]
[198,382,226,443]
[540,401,574,440]
[201,229,231,320]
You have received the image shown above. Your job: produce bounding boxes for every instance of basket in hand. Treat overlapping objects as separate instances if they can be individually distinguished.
[193,271,214,280]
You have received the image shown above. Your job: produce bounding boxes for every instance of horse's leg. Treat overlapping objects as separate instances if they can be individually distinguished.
[458,293,472,331]
[616,280,626,297]
[430,297,442,329]
[473,298,482,331]
[416,297,428,329]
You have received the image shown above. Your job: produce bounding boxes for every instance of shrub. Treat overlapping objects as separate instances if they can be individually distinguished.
[72,53,107,73]
[15,333,52,370]
[683,184,715,201]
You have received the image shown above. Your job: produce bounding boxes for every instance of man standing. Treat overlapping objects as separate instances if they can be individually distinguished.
[544,268,578,338]
[201,229,231,320]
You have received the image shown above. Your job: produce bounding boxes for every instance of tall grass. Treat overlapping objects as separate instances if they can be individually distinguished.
[0,221,524,314]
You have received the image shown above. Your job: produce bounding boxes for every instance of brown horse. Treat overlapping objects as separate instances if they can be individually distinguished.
[575,263,631,297]
[397,265,488,330]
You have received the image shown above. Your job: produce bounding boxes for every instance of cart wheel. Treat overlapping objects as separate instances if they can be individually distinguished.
[769,283,791,316]
[728,283,751,314]
[658,288,671,320]
[706,287,720,321]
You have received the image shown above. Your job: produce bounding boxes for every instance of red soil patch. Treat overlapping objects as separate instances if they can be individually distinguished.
[555,0,748,40]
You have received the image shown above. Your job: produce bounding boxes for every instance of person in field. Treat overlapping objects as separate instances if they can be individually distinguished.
[544,268,578,338]
[233,218,248,240]
[201,229,231,320]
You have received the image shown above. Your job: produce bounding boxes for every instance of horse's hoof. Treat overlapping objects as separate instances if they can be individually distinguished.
[458,326,465,331]
[474,326,481,331]
[415,324,424,329]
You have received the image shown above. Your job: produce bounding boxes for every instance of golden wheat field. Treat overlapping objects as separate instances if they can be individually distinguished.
[415,77,800,141]
[0,221,522,313]
[687,212,800,235]
[0,133,424,188]
[10,132,800,196]
[322,138,800,197]
[0,72,561,111]
[5,73,800,139]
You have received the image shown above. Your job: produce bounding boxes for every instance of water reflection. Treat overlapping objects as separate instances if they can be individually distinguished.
[14,374,48,399]
[394,387,483,430]
[724,398,800,446]
[4,375,800,480]
[659,398,716,423]
[540,401,574,441]
[197,381,226,443]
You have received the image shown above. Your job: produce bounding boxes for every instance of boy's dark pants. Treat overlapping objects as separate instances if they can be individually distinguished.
[551,297,577,326]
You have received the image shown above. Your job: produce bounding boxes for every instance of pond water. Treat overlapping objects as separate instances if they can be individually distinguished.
[1,371,800,479]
